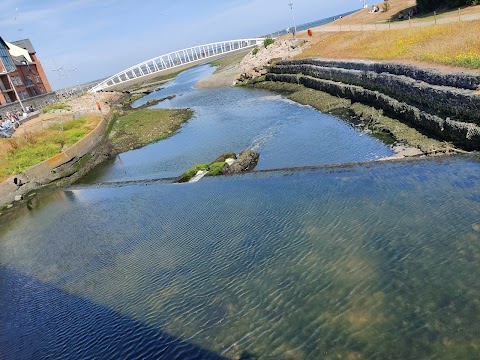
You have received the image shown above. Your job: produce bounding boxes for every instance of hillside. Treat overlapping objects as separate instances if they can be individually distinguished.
[289,1,480,71]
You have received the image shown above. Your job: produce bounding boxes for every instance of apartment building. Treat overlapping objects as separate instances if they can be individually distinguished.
[0,36,53,106]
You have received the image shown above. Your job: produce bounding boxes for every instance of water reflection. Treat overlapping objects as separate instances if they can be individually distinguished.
[1,157,480,359]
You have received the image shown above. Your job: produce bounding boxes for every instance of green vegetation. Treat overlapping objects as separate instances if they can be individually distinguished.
[178,163,209,182]
[42,103,71,113]
[263,38,275,48]
[109,108,193,153]
[178,152,239,182]
[0,116,101,181]
[212,152,236,163]
[417,0,479,12]
[208,162,226,176]
[300,20,480,70]
[252,47,259,56]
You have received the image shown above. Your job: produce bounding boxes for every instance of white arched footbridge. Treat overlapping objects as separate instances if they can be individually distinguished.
[90,38,265,92]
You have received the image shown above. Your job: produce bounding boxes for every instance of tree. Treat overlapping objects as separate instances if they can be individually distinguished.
[416,0,479,12]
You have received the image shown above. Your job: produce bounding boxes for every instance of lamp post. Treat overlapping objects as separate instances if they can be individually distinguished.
[6,74,27,114]
[288,2,297,38]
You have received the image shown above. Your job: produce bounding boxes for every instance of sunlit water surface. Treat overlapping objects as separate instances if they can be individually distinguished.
[81,65,393,183]
[1,157,480,359]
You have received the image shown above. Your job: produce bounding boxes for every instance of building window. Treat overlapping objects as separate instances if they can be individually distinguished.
[19,90,28,100]
[11,75,22,86]
[25,75,33,85]
[0,44,16,73]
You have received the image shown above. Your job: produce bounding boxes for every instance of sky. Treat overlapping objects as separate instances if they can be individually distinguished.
[0,0,364,90]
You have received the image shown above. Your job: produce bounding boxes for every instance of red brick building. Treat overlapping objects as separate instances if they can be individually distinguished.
[0,37,53,106]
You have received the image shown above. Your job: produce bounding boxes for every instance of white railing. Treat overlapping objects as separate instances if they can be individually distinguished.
[90,38,265,92]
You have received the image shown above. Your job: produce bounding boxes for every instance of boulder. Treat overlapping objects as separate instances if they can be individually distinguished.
[221,150,259,175]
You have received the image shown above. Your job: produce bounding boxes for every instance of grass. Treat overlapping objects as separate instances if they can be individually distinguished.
[0,116,101,181]
[42,103,72,113]
[109,108,193,153]
[263,38,275,48]
[300,20,480,69]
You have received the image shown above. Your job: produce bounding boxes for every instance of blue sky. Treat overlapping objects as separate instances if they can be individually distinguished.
[0,0,363,90]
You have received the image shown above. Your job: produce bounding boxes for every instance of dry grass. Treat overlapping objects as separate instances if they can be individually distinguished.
[299,20,480,69]
[325,1,479,25]
[333,0,416,25]
[0,115,101,182]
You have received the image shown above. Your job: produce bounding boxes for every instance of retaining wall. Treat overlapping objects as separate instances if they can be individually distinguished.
[0,92,57,117]
[0,111,113,208]
[266,59,480,150]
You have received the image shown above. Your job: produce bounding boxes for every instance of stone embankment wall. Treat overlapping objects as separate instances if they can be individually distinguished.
[266,59,480,150]
[0,92,57,115]
[0,111,113,208]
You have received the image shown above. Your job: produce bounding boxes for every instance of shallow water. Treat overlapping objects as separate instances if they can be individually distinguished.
[1,157,480,359]
[81,65,393,183]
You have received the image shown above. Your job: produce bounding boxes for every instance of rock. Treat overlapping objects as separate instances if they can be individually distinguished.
[221,150,259,175]
[472,223,480,232]
[212,152,237,163]
[14,195,23,201]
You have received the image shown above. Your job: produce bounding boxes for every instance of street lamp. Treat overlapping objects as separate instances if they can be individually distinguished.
[288,2,297,38]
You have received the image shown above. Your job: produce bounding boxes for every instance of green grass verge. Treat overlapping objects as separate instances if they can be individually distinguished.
[0,116,99,180]
[42,103,72,113]
[109,108,193,153]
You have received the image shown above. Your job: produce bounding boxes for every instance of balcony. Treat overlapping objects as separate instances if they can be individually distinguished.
[0,82,13,92]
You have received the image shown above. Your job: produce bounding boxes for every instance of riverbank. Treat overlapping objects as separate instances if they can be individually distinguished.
[53,93,193,186]
[250,81,451,157]
[0,88,193,207]
[195,50,250,88]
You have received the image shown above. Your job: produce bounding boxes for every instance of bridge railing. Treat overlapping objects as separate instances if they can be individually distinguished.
[90,38,265,92]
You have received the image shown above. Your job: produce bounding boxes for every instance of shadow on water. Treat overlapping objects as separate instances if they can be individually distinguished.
[0,266,225,360]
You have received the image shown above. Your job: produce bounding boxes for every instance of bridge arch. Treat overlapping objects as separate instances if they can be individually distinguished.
[90,38,265,92]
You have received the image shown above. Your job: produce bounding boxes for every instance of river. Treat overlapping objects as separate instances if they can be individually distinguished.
[1,65,480,360]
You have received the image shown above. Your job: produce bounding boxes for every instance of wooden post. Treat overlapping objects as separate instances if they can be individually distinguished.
[458,8,461,22]
[434,11,437,25]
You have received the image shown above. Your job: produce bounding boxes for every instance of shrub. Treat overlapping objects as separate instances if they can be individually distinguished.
[263,38,275,48]
[382,0,390,12]
[252,47,259,56]
[417,0,479,12]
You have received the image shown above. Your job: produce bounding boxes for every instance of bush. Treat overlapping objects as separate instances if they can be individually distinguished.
[417,0,479,12]
[263,38,275,48]
[252,47,259,56]
[382,0,390,12]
